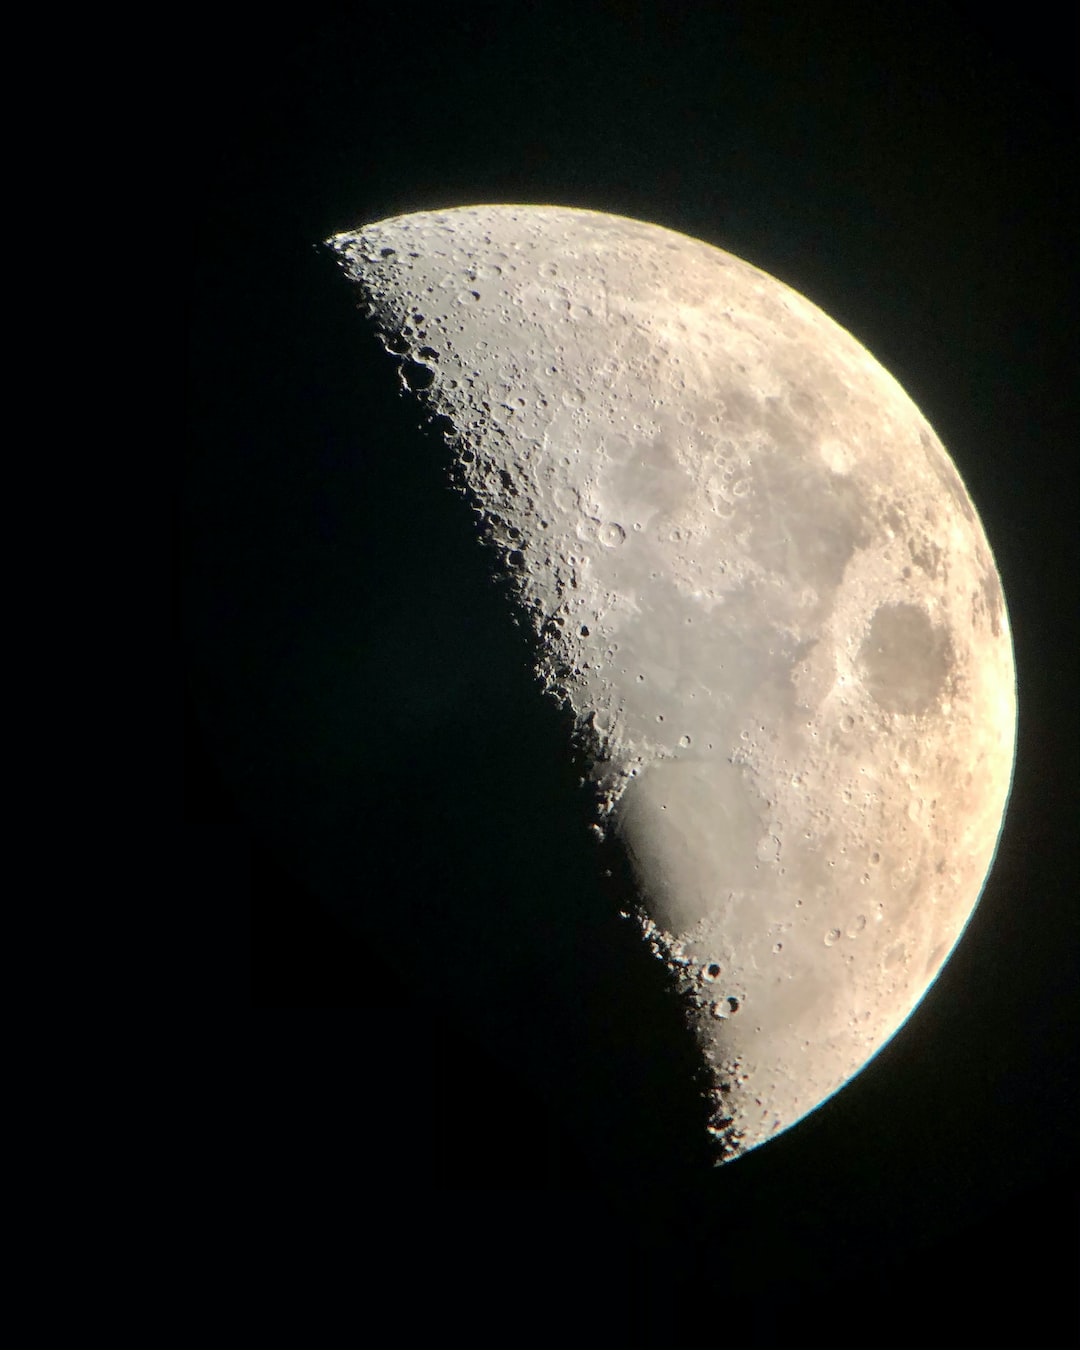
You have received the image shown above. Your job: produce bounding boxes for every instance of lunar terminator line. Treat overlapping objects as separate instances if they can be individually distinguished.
[327,205,1016,1161]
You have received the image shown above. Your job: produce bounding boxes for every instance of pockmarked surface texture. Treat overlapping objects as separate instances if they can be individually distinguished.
[327,205,1016,1161]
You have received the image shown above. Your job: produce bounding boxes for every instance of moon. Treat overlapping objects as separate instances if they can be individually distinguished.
[326,205,1016,1162]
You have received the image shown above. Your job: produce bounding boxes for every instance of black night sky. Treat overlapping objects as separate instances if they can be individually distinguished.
[188,5,1077,1347]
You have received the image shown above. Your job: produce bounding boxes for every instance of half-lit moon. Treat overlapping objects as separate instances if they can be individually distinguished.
[327,205,1016,1161]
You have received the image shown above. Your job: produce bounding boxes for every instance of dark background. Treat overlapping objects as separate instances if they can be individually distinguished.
[188,4,1077,1347]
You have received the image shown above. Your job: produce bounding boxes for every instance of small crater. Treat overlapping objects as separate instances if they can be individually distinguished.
[400,360,435,392]
[756,834,781,863]
[429,413,456,439]
[703,963,722,981]
[824,928,841,947]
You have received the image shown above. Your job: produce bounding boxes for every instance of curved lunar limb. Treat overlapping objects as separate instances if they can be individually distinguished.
[327,205,1016,1161]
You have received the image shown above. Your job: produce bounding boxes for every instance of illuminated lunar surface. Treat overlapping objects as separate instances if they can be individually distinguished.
[327,205,1016,1161]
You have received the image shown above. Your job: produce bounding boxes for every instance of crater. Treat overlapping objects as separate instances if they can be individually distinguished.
[858,603,953,715]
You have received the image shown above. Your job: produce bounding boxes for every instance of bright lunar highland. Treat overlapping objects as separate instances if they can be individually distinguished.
[328,205,1016,1161]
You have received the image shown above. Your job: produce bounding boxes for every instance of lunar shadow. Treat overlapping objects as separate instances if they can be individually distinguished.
[191,244,714,1190]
